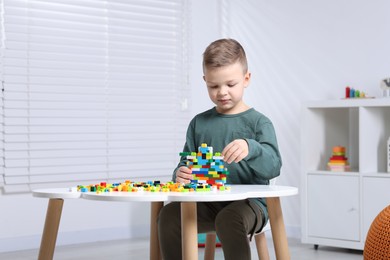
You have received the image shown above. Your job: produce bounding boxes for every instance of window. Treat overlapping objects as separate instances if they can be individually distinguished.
[1,0,190,191]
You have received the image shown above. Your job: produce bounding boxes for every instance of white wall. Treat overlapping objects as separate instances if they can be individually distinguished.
[1,0,390,253]
[188,0,222,113]
[189,0,390,238]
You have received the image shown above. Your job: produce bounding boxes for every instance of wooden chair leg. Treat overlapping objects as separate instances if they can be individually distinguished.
[204,233,217,260]
[255,232,270,260]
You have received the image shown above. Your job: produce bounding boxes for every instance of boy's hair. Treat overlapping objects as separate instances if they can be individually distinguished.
[203,38,248,74]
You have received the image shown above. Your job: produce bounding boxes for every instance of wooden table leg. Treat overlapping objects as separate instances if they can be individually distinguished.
[150,202,163,260]
[181,202,198,260]
[266,197,290,260]
[38,198,64,260]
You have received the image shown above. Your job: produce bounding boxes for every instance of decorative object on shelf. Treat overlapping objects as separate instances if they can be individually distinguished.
[363,205,390,260]
[388,137,390,173]
[380,78,390,98]
[344,86,374,99]
[327,146,350,172]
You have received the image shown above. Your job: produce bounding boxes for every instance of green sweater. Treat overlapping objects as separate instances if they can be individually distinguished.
[173,107,282,221]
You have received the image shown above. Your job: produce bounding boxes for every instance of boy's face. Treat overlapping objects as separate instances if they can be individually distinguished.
[203,62,250,114]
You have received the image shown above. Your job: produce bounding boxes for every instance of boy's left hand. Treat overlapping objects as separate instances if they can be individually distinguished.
[222,139,249,164]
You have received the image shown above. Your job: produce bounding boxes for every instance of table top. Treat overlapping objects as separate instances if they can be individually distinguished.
[32,188,82,199]
[157,185,298,202]
[33,185,298,202]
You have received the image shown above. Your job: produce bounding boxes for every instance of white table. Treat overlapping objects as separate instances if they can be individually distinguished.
[33,185,298,260]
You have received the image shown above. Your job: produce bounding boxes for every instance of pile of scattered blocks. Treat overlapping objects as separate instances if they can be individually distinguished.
[75,180,226,193]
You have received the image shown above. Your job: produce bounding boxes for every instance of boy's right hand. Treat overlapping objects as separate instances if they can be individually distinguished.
[176,166,193,184]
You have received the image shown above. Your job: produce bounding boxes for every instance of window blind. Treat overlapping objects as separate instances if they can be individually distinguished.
[1,0,190,190]
[0,1,4,187]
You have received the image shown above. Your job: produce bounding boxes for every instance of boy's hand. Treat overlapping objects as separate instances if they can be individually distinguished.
[222,139,249,164]
[176,166,193,184]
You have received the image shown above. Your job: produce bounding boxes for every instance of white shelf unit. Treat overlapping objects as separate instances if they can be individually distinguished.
[301,99,390,250]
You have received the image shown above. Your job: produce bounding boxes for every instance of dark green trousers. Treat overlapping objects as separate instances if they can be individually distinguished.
[157,199,265,260]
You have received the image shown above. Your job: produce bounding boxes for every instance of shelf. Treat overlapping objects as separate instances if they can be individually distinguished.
[307,170,360,176]
[301,100,390,250]
[302,107,359,172]
[304,98,390,108]
[307,171,390,178]
[361,172,390,178]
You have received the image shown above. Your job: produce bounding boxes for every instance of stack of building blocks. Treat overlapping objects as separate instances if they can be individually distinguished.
[179,143,230,190]
[327,146,350,172]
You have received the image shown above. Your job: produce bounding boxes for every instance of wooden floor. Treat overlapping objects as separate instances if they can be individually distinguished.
[0,236,364,260]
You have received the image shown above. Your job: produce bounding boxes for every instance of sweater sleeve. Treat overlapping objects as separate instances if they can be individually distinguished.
[244,120,282,181]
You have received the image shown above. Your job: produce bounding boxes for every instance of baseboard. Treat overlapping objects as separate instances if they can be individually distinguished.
[0,226,149,253]
[264,225,301,240]
[286,225,301,239]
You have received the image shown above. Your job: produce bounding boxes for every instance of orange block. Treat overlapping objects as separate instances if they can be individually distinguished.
[333,146,346,153]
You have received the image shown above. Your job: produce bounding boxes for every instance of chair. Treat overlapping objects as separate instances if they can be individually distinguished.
[204,178,277,260]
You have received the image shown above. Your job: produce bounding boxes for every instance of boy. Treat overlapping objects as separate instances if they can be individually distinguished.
[158,38,282,260]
